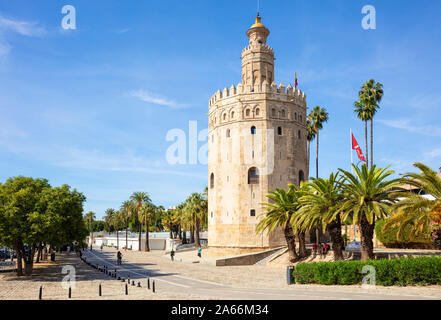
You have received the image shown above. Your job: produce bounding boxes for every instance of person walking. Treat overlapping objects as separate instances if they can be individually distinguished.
[100,244,103,251]
[117,251,122,265]
[170,249,175,262]
[197,247,202,258]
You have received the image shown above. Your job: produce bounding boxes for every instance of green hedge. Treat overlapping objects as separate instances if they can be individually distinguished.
[294,256,441,286]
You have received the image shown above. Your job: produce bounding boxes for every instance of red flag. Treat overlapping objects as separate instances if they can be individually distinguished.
[295,72,298,89]
[351,133,367,162]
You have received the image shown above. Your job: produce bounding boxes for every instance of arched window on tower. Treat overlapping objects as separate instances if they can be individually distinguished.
[281,109,286,118]
[231,111,235,119]
[226,129,231,138]
[251,126,256,135]
[272,108,276,117]
[255,108,260,116]
[246,109,251,117]
[277,127,282,135]
[210,173,215,189]
[248,167,259,184]
[298,130,301,139]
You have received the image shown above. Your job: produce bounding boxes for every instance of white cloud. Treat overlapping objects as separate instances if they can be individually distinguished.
[423,148,441,160]
[129,89,186,109]
[0,41,11,56]
[116,28,131,34]
[0,15,46,37]
[376,119,441,137]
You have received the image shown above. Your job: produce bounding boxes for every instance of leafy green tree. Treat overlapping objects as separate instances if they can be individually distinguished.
[337,164,402,260]
[91,220,105,232]
[0,177,87,276]
[384,162,441,241]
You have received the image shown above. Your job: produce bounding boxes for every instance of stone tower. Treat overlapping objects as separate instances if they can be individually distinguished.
[207,14,308,257]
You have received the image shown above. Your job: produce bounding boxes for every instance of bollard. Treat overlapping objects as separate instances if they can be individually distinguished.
[68,286,72,299]
[39,286,42,300]
[99,284,102,297]
[147,278,150,290]
[152,281,155,293]
[118,276,121,280]
[125,283,128,295]
[132,280,135,286]
[128,277,130,284]
[137,282,141,288]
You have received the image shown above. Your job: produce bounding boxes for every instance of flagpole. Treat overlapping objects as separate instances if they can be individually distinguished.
[350,128,353,173]
[350,128,356,242]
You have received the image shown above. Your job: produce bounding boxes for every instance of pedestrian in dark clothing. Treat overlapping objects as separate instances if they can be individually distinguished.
[117,251,122,265]
[170,249,175,261]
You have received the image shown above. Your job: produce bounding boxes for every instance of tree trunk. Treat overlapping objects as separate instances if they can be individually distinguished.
[360,214,375,261]
[14,241,23,276]
[306,140,310,179]
[298,231,308,258]
[138,222,142,251]
[365,120,369,168]
[284,223,299,263]
[195,221,201,247]
[316,131,319,178]
[190,226,195,244]
[327,216,344,261]
[169,228,173,239]
[36,244,42,263]
[116,230,119,249]
[145,218,150,252]
[178,225,182,240]
[315,228,320,245]
[125,226,128,251]
[182,229,187,244]
[370,119,374,168]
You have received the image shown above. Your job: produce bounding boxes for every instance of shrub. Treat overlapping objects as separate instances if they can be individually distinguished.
[375,219,432,249]
[293,256,441,286]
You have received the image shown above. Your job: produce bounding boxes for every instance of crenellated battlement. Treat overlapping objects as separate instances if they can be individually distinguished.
[209,81,306,109]
[241,43,274,55]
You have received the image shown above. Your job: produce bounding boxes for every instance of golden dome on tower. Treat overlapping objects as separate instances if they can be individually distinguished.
[250,14,266,29]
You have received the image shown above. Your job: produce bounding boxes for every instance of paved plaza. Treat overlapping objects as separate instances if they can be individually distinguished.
[1,245,441,300]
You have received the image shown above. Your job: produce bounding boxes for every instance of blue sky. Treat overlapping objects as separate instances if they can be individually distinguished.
[0,0,440,219]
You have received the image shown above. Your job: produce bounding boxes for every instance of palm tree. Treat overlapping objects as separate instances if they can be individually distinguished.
[84,211,96,247]
[187,192,208,247]
[306,115,317,180]
[358,79,383,168]
[112,210,123,249]
[294,173,345,260]
[384,162,441,240]
[257,184,305,262]
[104,208,116,233]
[139,202,156,251]
[310,106,329,179]
[120,200,135,250]
[162,209,176,239]
[337,164,402,260]
[130,192,151,251]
